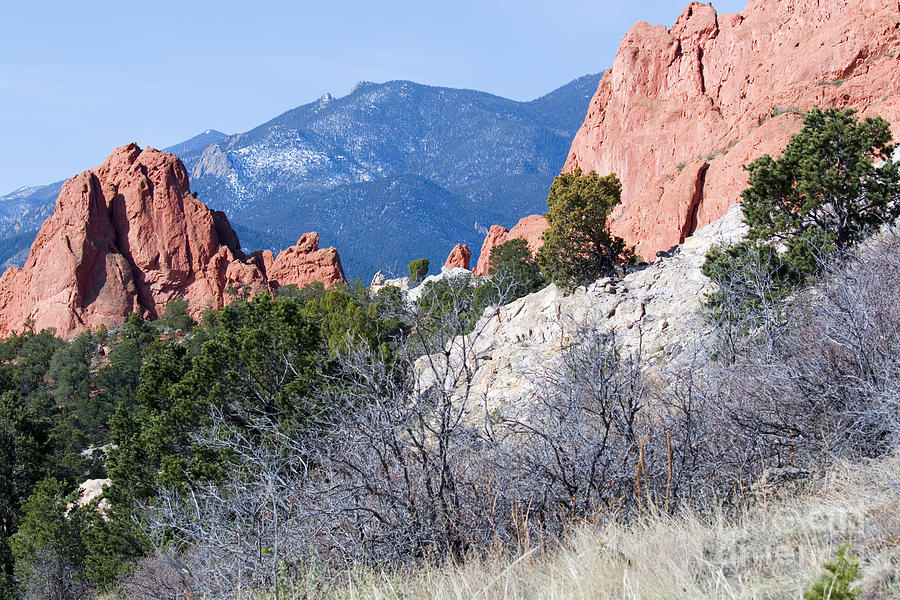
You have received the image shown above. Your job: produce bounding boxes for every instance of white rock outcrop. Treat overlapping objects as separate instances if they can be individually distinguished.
[371,266,474,303]
[418,204,747,409]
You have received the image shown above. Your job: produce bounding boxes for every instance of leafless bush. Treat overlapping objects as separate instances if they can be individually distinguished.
[299,276,526,566]
[135,233,900,597]
[16,548,94,600]
[119,550,195,600]
[136,277,517,597]
[499,326,656,524]
[708,231,900,475]
[311,351,499,564]
[139,405,318,600]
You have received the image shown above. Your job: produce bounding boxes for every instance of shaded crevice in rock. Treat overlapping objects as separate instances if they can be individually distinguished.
[697,46,707,96]
[107,190,155,318]
[683,162,709,242]
[212,210,242,257]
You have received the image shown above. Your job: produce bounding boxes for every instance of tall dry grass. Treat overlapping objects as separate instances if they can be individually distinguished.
[297,453,900,600]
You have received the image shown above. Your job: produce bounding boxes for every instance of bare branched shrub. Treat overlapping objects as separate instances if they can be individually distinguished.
[135,276,519,597]
[709,231,900,474]
[16,548,94,600]
[133,230,900,598]
[301,275,527,565]
[119,550,195,600]
[500,326,654,523]
[139,406,317,599]
[312,351,499,564]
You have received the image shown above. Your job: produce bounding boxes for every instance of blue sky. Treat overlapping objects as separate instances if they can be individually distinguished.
[0,0,747,194]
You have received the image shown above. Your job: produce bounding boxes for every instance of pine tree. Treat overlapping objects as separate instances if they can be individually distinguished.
[537,169,633,292]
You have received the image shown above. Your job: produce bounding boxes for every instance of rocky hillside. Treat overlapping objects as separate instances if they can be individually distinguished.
[565,0,900,260]
[0,144,345,338]
[420,204,747,410]
[0,75,599,279]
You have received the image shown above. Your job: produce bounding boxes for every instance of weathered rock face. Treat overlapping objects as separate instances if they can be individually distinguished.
[564,0,900,260]
[264,232,347,289]
[418,204,748,411]
[0,145,346,338]
[473,215,549,276]
[444,244,472,270]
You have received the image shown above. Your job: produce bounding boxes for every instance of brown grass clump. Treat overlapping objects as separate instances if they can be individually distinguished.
[317,453,900,600]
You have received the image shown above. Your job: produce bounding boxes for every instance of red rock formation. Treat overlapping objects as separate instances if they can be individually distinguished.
[265,232,346,289]
[474,215,549,276]
[0,144,346,338]
[444,244,472,270]
[564,0,900,260]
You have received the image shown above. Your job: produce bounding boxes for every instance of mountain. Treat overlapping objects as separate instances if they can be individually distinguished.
[0,75,599,279]
[0,132,227,269]
[0,182,62,269]
[0,144,346,338]
[164,129,228,157]
[180,75,599,278]
[564,0,900,260]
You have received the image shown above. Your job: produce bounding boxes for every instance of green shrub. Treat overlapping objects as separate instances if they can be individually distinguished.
[156,297,195,332]
[416,273,496,337]
[9,478,88,594]
[741,107,899,282]
[704,107,900,323]
[537,169,633,292]
[408,258,430,284]
[702,241,798,311]
[803,543,860,600]
[301,286,406,357]
[275,281,326,302]
[489,237,548,301]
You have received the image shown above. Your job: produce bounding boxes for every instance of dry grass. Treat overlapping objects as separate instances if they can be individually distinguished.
[299,454,900,600]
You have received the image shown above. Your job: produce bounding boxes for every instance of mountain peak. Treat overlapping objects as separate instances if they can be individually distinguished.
[348,80,375,95]
[0,75,600,280]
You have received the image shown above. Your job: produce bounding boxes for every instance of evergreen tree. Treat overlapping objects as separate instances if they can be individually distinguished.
[9,478,89,598]
[804,543,861,600]
[704,107,900,324]
[301,286,405,357]
[156,297,196,332]
[0,392,51,599]
[537,169,633,291]
[408,258,430,284]
[488,237,548,300]
[741,107,900,279]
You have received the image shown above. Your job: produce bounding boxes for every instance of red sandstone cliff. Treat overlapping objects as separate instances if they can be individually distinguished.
[473,215,548,276]
[564,0,900,259]
[444,244,472,270]
[0,144,346,338]
[261,232,346,289]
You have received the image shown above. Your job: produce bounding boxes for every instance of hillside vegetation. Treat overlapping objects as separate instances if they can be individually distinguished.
[289,453,900,599]
[0,110,898,600]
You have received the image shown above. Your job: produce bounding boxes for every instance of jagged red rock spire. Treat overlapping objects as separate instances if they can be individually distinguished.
[0,144,346,338]
[262,232,346,289]
[444,244,472,270]
[564,0,900,260]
